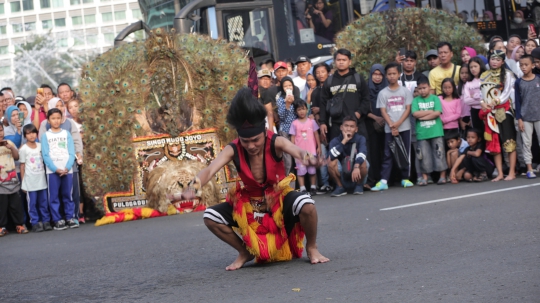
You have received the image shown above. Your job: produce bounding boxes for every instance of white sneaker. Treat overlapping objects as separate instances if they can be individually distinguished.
[316,185,332,195]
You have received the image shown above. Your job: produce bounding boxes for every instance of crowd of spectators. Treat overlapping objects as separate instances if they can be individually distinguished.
[257,36,540,198]
[0,84,88,236]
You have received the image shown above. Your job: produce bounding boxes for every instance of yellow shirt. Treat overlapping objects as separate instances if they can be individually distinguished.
[428,64,461,95]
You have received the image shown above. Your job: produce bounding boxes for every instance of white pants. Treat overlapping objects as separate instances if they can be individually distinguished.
[520,121,540,164]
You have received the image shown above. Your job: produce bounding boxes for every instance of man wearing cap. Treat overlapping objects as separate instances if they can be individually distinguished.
[261,62,301,130]
[258,69,275,131]
[257,69,273,90]
[429,42,460,95]
[170,88,329,270]
[422,49,439,78]
[292,56,312,101]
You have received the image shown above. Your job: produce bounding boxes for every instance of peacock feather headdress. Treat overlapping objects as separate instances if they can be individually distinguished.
[78,30,249,204]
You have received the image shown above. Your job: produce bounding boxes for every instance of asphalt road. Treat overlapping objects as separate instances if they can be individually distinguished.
[1,178,539,303]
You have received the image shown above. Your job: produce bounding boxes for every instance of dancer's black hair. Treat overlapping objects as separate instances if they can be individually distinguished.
[226,87,267,130]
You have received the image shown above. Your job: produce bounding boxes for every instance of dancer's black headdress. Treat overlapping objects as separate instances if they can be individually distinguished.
[226,87,267,138]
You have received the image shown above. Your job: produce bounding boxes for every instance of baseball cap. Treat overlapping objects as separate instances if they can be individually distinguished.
[531,47,540,60]
[273,61,288,71]
[425,49,438,59]
[257,69,272,78]
[15,96,26,102]
[295,55,311,64]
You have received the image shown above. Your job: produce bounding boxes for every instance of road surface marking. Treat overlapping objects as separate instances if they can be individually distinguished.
[380,182,540,211]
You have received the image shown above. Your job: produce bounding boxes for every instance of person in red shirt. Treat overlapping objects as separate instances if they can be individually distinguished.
[169,88,329,271]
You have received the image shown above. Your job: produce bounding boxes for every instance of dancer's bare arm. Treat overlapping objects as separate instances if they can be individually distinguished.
[196,145,234,186]
[275,136,318,166]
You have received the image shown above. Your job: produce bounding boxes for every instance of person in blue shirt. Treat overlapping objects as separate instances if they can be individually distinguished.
[328,116,369,196]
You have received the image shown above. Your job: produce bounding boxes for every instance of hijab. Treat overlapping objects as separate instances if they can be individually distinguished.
[511,45,524,60]
[368,64,388,116]
[3,105,22,147]
[15,101,32,127]
[462,46,477,58]
[48,97,67,123]
[279,76,294,95]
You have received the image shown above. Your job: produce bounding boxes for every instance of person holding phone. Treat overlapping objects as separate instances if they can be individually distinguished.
[16,101,33,145]
[277,77,300,177]
[395,49,423,93]
[34,84,54,127]
[305,0,335,42]
[3,106,22,147]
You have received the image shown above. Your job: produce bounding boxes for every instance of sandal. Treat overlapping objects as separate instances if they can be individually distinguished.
[474,173,489,182]
[437,177,446,185]
[450,177,459,184]
[417,178,428,186]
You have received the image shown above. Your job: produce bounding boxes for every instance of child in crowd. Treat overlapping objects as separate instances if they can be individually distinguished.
[515,54,540,179]
[42,108,78,230]
[445,130,469,183]
[289,99,321,195]
[463,57,487,132]
[40,98,84,221]
[450,128,494,182]
[457,65,471,136]
[479,50,517,181]
[19,124,50,232]
[305,73,317,116]
[411,76,447,185]
[0,123,28,236]
[439,78,462,136]
[410,86,430,184]
[372,62,414,191]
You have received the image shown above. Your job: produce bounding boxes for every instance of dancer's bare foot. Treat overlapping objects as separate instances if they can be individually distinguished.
[225,252,254,271]
[504,173,516,181]
[307,246,330,264]
[492,175,504,182]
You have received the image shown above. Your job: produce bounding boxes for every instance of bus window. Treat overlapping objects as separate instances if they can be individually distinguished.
[288,0,341,44]
[222,9,273,60]
[352,0,413,17]
[140,0,176,30]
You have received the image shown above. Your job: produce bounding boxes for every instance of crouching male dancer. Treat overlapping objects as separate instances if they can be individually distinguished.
[170,88,329,270]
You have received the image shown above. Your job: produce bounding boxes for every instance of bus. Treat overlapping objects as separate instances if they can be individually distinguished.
[127,0,534,64]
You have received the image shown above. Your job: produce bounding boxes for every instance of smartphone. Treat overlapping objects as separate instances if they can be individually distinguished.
[529,24,537,37]
[285,89,293,97]
[19,111,24,122]
[399,47,406,57]
[37,87,43,96]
